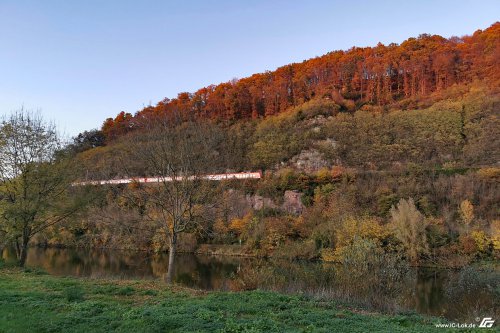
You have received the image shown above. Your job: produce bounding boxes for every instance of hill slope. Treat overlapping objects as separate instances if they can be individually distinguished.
[99,22,500,141]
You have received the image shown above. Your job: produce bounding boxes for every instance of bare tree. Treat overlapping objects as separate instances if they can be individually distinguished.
[123,118,220,283]
[0,110,79,266]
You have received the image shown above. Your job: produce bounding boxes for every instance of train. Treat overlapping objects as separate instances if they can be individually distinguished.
[72,171,262,186]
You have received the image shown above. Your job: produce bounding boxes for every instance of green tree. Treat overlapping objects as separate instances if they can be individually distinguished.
[0,110,79,266]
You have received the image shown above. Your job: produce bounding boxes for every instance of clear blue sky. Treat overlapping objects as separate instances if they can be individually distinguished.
[1,0,498,136]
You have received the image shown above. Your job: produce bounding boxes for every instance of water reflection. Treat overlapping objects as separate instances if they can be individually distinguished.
[2,247,498,321]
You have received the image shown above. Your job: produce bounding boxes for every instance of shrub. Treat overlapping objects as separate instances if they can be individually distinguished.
[330,166,344,180]
[426,218,450,248]
[377,194,399,217]
[309,221,337,249]
[470,230,490,254]
[335,216,389,249]
[177,233,198,252]
[445,266,500,320]
[212,218,230,243]
[335,237,382,273]
[23,267,48,275]
[315,168,332,184]
[229,213,253,239]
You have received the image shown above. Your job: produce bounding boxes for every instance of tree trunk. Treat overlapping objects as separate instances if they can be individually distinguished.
[18,234,29,267]
[166,233,177,284]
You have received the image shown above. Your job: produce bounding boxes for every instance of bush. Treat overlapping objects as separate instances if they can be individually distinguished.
[445,266,500,320]
[228,213,253,239]
[335,237,382,274]
[470,230,490,255]
[335,216,389,250]
[332,237,411,311]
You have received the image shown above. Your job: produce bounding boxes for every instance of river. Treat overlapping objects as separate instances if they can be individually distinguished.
[2,247,498,321]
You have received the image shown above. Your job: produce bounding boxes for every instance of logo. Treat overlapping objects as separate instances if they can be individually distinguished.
[479,317,495,328]
[435,317,495,329]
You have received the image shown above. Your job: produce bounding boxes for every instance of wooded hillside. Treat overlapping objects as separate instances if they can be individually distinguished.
[100,22,500,141]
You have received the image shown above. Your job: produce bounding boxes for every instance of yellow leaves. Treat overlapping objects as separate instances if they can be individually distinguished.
[458,224,495,256]
[491,220,500,251]
[228,213,253,237]
[262,232,286,252]
[336,216,388,249]
[314,166,344,184]
[426,216,444,226]
[459,200,474,226]
[320,248,337,262]
[477,167,500,180]
[315,168,331,183]
[323,216,392,263]
[470,231,489,253]
[358,218,389,240]
[259,216,303,252]
[290,216,308,238]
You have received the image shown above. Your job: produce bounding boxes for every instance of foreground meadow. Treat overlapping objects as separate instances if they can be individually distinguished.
[0,266,458,333]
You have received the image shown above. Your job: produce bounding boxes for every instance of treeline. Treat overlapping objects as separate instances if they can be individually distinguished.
[100,22,500,141]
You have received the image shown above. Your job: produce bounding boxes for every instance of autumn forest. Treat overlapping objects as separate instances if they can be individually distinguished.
[101,22,499,141]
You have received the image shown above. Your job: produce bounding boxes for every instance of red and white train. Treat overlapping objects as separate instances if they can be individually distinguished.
[73,171,262,186]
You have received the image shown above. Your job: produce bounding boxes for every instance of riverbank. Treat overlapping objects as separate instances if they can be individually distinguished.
[0,265,458,333]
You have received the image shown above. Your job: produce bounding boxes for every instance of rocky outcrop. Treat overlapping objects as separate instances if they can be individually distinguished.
[282,190,304,215]
[246,194,278,210]
[223,189,304,217]
[289,149,329,173]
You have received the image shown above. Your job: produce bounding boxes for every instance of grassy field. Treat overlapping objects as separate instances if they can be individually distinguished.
[0,266,457,333]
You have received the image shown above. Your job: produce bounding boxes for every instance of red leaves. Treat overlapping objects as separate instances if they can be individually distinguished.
[101,22,500,142]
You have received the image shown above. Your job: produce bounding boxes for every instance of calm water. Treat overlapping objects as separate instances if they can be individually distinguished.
[2,247,498,321]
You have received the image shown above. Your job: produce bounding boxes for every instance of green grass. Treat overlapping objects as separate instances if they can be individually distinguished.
[0,267,458,332]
